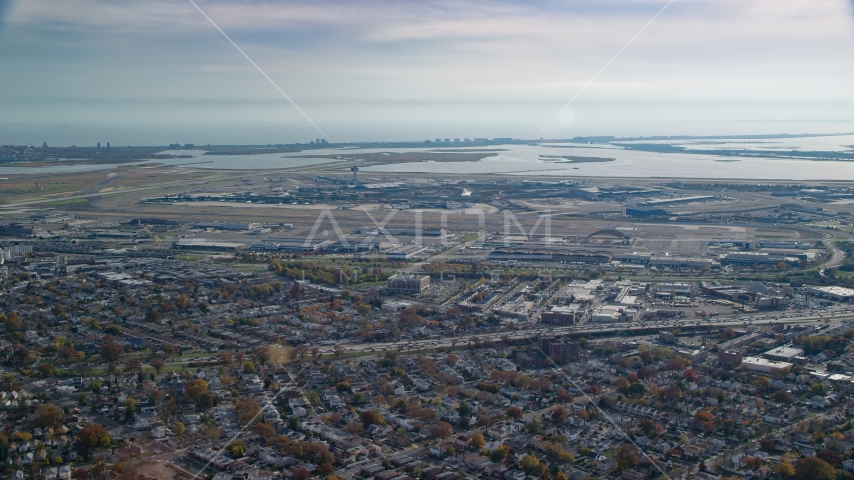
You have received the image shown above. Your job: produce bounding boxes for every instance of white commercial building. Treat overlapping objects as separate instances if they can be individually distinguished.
[805,286,854,302]
[742,356,793,374]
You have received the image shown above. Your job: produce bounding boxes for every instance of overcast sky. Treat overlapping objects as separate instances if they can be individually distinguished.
[1,0,853,144]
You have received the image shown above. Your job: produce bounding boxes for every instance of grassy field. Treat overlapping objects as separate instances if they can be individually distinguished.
[42,198,89,206]
[175,254,206,261]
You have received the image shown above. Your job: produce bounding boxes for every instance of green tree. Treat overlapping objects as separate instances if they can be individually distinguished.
[124,398,137,422]
[519,455,545,476]
[230,440,246,457]
[491,445,510,461]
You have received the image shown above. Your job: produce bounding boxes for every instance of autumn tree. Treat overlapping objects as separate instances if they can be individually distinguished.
[79,423,111,451]
[254,423,275,438]
[294,345,310,363]
[333,345,345,359]
[345,423,364,434]
[398,307,423,327]
[469,433,485,450]
[430,422,453,439]
[186,379,209,403]
[291,468,311,480]
[218,352,233,365]
[150,357,165,374]
[613,378,630,393]
[815,450,843,468]
[58,345,78,362]
[38,363,54,377]
[126,358,142,374]
[639,419,657,437]
[506,406,523,420]
[519,454,546,476]
[491,445,510,461]
[360,410,384,426]
[616,444,639,470]
[794,457,836,480]
[775,461,795,477]
[551,406,568,424]
[100,342,123,361]
[12,344,29,364]
[771,390,794,404]
[36,403,63,428]
[556,389,574,405]
[234,397,261,424]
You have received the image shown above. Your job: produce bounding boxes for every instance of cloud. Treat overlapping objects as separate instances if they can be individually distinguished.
[1,0,853,140]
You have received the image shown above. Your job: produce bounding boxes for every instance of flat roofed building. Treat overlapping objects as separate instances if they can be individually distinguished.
[676,349,708,362]
[718,350,743,366]
[656,282,692,294]
[805,285,854,301]
[194,222,256,231]
[250,239,331,252]
[540,305,583,325]
[488,248,612,264]
[650,257,717,269]
[742,356,792,374]
[720,252,786,265]
[613,253,652,264]
[175,238,245,252]
[387,274,430,294]
[384,245,431,260]
[762,346,804,362]
[537,336,580,361]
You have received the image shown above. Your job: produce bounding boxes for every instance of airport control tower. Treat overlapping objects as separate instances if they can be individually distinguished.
[351,166,359,185]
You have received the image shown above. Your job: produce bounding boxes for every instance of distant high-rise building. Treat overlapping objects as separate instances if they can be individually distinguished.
[42,142,48,149]
[444,138,450,143]
[537,336,580,361]
[55,255,67,277]
[387,273,430,294]
[107,142,110,148]
[435,138,441,143]
[97,142,101,148]
[454,138,460,142]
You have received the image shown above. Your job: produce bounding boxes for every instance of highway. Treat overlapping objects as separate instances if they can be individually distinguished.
[317,306,850,356]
